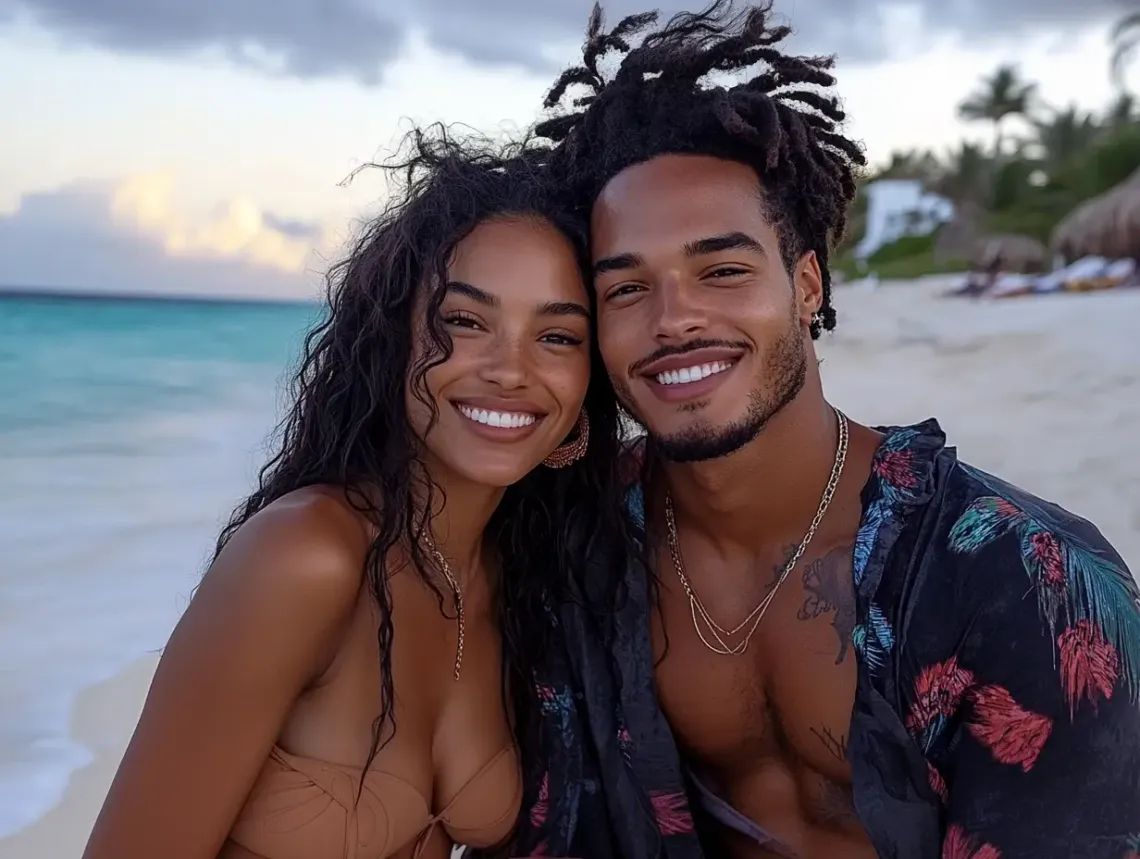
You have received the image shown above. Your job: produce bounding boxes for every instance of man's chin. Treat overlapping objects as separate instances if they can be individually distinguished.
[648,415,765,464]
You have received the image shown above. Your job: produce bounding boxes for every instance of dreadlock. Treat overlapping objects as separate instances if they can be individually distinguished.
[535,0,866,337]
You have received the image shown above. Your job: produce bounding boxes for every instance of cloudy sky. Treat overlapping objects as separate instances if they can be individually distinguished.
[0,0,1133,299]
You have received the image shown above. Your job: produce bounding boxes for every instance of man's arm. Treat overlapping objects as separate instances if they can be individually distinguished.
[938,507,1140,859]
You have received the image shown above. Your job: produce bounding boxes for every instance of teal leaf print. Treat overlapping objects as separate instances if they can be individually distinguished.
[950,473,1140,704]
[853,499,887,586]
[948,496,1027,552]
[853,603,895,673]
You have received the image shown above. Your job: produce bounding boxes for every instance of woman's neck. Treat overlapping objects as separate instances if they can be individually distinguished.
[417,461,505,581]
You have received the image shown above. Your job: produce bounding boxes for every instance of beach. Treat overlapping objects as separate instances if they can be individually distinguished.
[1,280,1138,857]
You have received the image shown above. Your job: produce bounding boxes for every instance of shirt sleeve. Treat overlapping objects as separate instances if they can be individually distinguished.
[936,507,1140,859]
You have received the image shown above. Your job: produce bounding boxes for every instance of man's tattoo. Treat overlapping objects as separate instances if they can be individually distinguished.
[811,726,848,763]
[797,544,856,663]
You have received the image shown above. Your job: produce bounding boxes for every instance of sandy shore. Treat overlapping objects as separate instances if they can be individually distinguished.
[0,656,158,859]
[1,277,1137,857]
[821,277,1140,564]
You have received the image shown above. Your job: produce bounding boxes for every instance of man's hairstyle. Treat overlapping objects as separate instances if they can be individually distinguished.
[536,0,866,337]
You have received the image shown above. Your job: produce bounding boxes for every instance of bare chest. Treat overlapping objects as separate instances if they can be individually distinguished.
[649,540,860,780]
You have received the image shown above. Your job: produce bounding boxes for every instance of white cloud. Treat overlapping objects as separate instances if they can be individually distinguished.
[0,174,331,299]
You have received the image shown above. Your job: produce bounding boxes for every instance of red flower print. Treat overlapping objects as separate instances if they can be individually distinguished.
[927,761,948,803]
[529,771,549,827]
[943,824,1001,859]
[907,656,975,736]
[968,684,1053,771]
[1059,619,1120,718]
[1028,530,1066,591]
[875,449,919,489]
[648,790,694,835]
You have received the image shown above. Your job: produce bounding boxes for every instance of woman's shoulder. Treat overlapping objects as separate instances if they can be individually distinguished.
[214,486,373,611]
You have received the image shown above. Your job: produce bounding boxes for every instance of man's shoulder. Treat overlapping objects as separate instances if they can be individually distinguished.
[937,460,1125,568]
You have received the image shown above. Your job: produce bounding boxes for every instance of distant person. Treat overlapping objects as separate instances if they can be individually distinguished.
[81,128,635,859]
[507,3,1140,858]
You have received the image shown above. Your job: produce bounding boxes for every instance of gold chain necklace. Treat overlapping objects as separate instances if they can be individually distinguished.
[664,409,849,656]
[422,535,465,681]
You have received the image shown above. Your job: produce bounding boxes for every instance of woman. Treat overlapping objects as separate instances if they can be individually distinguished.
[81,126,631,859]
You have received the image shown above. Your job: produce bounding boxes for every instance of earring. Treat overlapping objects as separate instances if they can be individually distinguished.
[543,410,590,468]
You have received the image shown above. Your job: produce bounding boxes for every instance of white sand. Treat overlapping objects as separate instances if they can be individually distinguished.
[0,656,157,859]
[821,277,1140,564]
[1,278,1137,858]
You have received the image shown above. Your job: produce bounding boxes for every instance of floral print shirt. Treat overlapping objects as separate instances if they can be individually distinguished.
[509,420,1140,859]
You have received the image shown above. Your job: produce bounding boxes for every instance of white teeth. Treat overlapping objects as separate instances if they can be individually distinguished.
[655,360,733,386]
[457,405,538,428]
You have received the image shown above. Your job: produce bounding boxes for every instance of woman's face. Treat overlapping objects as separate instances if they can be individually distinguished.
[407,215,592,488]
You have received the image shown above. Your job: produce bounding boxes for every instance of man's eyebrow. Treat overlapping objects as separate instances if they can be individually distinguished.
[683,232,765,257]
[538,300,591,320]
[445,281,498,306]
[593,252,645,277]
[592,232,764,277]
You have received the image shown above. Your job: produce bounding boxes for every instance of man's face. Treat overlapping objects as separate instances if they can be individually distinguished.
[590,154,823,462]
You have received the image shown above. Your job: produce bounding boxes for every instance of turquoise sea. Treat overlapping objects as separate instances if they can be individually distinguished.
[0,294,320,837]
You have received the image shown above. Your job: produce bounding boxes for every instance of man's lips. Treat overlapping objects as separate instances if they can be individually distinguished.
[636,346,745,380]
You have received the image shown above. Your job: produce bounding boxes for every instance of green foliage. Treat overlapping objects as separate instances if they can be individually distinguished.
[854,59,1140,277]
[867,232,937,264]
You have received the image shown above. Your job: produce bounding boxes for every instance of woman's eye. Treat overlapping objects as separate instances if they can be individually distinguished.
[443,313,481,329]
[541,332,584,346]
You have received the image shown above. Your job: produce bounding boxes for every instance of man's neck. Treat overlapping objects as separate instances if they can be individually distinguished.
[660,383,841,553]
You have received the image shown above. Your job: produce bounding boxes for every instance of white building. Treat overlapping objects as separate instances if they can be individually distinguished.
[854,179,954,260]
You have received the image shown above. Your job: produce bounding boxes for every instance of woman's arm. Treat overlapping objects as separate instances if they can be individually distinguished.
[82,493,364,859]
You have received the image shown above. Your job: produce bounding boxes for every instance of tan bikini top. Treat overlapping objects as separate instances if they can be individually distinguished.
[229,743,521,859]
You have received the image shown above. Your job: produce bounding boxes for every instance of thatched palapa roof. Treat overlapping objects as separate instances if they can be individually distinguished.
[1052,168,1140,260]
[973,233,1049,273]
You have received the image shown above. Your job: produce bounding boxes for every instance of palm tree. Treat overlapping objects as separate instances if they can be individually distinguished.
[1104,92,1136,128]
[873,149,943,183]
[1111,10,1140,90]
[958,64,1037,159]
[1032,105,1100,173]
[933,142,991,205]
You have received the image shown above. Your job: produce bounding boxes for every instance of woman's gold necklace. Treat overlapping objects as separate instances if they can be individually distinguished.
[663,409,849,656]
[422,535,465,681]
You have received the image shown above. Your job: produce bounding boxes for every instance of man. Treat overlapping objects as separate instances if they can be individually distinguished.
[512,3,1140,858]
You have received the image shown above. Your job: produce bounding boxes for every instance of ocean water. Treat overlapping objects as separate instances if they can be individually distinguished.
[0,294,320,837]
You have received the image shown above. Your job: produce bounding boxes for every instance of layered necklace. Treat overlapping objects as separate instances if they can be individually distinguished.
[663,409,849,656]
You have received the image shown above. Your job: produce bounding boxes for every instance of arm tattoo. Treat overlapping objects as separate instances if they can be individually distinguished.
[811,726,848,763]
[796,544,856,663]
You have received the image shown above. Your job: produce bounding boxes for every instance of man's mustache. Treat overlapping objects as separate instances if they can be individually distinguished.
[628,338,750,376]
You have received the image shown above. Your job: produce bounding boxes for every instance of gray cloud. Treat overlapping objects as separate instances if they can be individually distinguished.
[0,0,1130,84]
[0,185,318,300]
[263,213,324,240]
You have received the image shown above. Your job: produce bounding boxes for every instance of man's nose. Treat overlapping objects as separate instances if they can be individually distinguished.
[652,277,707,342]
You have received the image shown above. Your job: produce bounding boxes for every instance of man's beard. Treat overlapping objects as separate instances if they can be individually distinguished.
[615,321,808,464]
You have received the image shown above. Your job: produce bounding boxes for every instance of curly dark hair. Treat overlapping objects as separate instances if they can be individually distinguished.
[211,123,630,790]
[535,0,866,337]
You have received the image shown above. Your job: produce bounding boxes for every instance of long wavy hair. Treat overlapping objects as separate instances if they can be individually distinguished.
[212,124,632,787]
